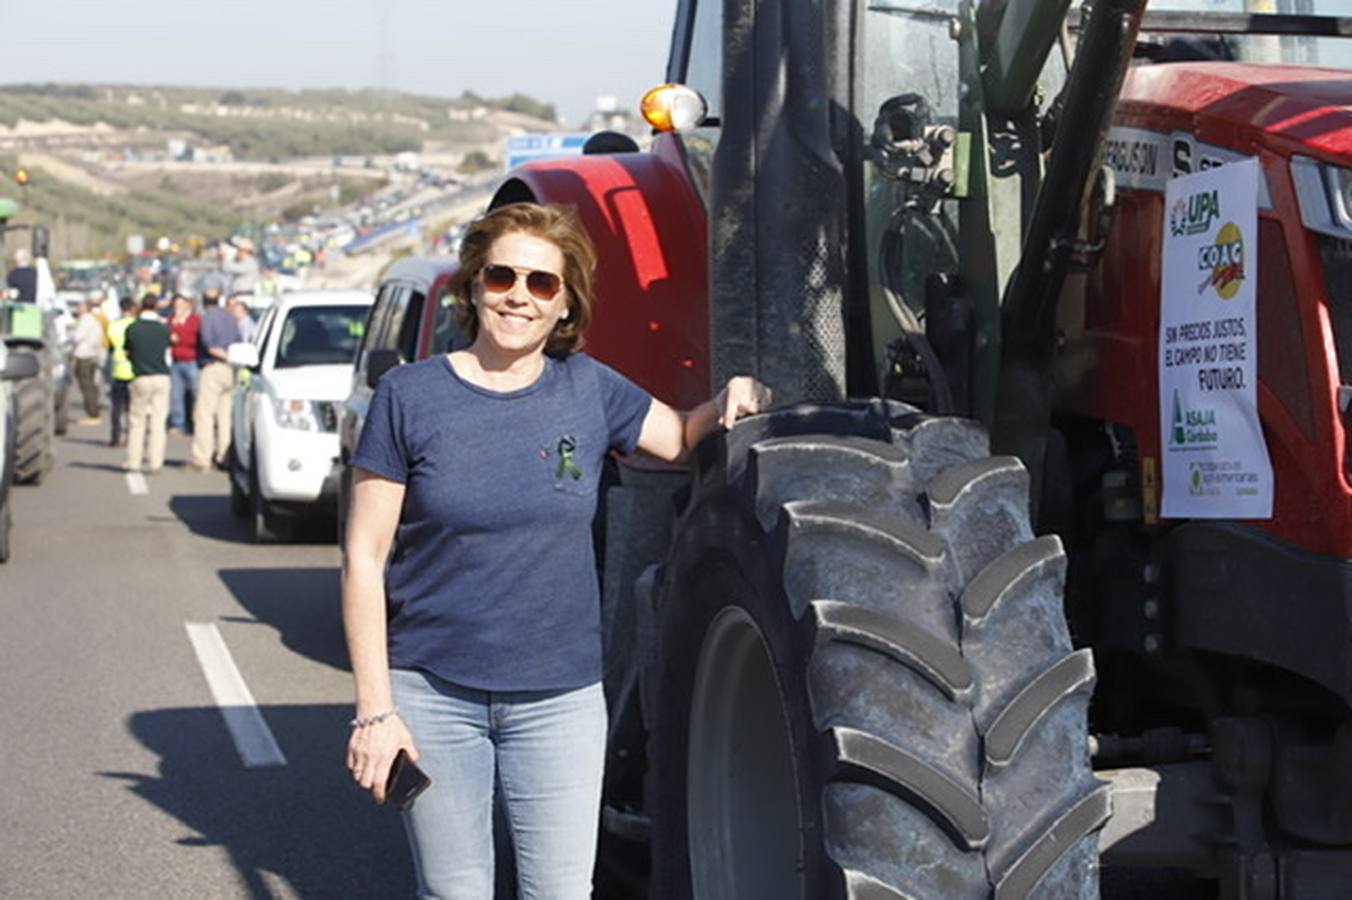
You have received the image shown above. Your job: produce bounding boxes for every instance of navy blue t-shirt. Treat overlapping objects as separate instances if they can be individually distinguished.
[351,352,653,691]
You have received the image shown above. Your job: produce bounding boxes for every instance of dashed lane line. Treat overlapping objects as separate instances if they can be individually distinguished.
[125,472,148,495]
[184,622,288,768]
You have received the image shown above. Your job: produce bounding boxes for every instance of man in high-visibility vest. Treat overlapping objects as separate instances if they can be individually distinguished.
[105,297,137,448]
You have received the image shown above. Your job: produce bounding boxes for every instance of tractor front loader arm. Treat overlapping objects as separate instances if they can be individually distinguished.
[989,0,1148,500]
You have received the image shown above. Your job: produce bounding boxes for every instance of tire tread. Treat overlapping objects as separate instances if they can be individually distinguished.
[985,649,1096,770]
[992,785,1112,900]
[811,600,973,702]
[828,725,990,851]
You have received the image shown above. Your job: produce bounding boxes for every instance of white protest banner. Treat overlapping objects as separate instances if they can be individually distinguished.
[1159,156,1272,518]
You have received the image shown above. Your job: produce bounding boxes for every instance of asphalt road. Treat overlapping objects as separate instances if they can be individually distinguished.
[0,420,1210,899]
[0,420,412,898]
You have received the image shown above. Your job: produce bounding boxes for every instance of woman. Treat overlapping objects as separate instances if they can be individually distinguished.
[343,201,769,898]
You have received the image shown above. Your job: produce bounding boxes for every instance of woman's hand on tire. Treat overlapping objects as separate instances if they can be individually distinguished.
[347,715,419,804]
[716,375,772,428]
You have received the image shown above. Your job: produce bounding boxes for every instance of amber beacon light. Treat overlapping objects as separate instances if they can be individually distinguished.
[640,84,709,134]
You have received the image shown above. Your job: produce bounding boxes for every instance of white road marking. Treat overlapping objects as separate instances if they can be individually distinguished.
[184,622,287,768]
[125,472,148,495]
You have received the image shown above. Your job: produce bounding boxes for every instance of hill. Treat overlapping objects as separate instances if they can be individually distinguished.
[0,84,557,160]
[0,83,562,259]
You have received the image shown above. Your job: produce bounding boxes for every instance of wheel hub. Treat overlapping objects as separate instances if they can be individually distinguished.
[687,605,803,899]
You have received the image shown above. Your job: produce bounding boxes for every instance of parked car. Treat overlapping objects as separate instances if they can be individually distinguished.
[336,256,463,545]
[0,342,40,561]
[227,289,373,543]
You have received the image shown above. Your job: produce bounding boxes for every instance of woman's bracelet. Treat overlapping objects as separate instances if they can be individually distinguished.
[350,707,399,728]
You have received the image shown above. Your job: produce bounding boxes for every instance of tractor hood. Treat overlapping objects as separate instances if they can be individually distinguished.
[1118,62,1352,161]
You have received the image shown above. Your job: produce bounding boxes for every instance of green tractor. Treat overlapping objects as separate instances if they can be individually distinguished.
[0,198,65,485]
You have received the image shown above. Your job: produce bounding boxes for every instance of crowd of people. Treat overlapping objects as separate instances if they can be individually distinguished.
[64,286,256,474]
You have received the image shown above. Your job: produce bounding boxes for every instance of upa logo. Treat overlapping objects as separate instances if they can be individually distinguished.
[1170,188,1221,237]
[1197,221,1245,299]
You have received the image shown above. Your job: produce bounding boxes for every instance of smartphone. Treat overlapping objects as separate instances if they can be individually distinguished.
[385,749,432,811]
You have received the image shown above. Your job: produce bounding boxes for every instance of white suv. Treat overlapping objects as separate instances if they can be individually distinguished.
[227,290,372,542]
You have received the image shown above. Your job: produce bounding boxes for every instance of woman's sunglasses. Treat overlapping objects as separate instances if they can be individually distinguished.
[480,264,564,302]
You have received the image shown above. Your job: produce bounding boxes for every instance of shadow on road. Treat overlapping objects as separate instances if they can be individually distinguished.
[168,494,254,542]
[169,494,339,545]
[218,567,348,671]
[66,460,131,474]
[106,704,413,898]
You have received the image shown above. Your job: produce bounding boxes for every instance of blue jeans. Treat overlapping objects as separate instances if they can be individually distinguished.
[390,669,606,900]
[169,360,199,431]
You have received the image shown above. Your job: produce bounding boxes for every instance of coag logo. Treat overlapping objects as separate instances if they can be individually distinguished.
[1197,222,1245,299]
[1170,188,1221,237]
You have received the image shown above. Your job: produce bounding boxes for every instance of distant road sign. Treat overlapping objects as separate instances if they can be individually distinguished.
[504,133,590,170]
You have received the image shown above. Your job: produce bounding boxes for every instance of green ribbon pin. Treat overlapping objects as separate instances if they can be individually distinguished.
[555,435,582,480]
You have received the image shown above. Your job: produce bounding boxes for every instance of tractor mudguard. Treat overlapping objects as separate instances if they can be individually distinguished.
[492,138,710,410]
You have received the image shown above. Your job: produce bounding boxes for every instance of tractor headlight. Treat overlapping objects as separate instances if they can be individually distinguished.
[273,397,320,431]
[1290,156,1352,238]
[640,83,710,133]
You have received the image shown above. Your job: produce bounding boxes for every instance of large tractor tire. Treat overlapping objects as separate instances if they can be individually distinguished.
[10,369,53,485]
[646,401,1107,899]
[52,371,70,437]
[0,408,12,562]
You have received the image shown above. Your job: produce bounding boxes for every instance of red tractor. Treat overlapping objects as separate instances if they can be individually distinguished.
[491,2,1352,897]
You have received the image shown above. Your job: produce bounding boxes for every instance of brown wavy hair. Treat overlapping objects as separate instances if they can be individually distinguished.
[450,202,596,355]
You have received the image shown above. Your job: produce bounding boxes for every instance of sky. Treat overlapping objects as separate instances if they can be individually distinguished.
[0,0,678,126]
[1,1,1347,124]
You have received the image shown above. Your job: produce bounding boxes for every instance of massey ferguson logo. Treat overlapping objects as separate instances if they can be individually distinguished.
[1197,222,1245,300]
[1170,188,1221,237]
